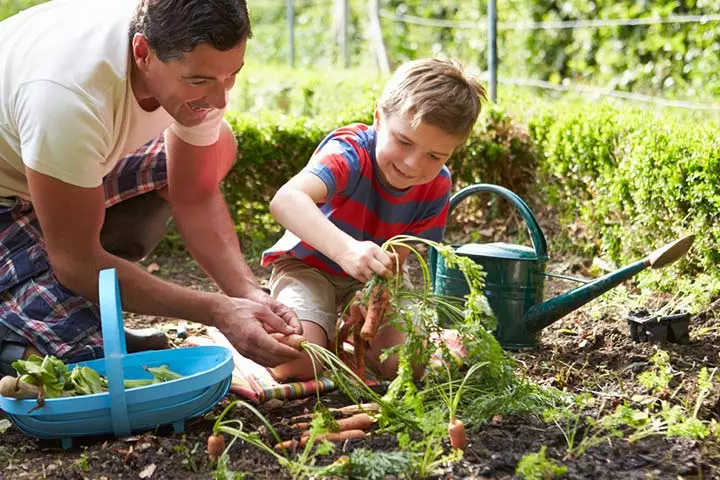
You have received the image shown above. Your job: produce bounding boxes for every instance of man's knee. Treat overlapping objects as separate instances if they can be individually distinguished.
[100,191,172,261]
[0,324,40,377]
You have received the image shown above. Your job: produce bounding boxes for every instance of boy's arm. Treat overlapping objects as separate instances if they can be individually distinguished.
[270,171,394,282]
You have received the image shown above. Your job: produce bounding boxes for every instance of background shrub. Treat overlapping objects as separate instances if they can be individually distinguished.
[220,69,719,288]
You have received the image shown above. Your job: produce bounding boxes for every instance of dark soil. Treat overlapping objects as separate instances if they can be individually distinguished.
[2,230,719,480]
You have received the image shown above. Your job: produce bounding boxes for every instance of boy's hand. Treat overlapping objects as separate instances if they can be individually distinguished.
[338,240,395,282]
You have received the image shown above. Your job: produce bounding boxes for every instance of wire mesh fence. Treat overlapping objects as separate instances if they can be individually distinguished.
[249,0,720,111]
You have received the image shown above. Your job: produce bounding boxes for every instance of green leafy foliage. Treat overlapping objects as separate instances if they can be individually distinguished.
[5,1,720,101]
[516,446,568,480]
[68,366,105,396]
[221,66,720,292]
[0,0,46,22]
[214,455,248,480]
[529,99,720,281]
[10,354,183,404]
[522,0,720,100]
[346,448,414,480]
[637,350,674,394]
[246,0,720,101]
[12,354,68,399]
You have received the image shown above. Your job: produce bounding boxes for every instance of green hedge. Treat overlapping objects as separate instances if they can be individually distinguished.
[530,102,720,277]
[222,96,719,287]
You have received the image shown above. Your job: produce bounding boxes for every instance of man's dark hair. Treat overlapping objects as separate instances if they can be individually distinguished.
[129,0,252,62]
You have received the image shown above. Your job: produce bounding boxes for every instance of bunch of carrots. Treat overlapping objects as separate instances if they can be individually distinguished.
[207,402,379,460]
[334,280,392,380]
[273,402,378,451]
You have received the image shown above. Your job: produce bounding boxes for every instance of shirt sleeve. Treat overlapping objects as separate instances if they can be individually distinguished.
[15,81,110,188]
[169,106,226,146]
[406,172,452,242]
[304,129,366,200]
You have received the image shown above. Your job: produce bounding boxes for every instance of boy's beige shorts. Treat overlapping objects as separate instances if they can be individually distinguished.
[268,257,363,340]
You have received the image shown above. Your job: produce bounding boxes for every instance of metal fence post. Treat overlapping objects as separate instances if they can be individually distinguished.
[340,0,349,68]
[488,0,497,102]
[368,0,390,74]
[287,0,295,68]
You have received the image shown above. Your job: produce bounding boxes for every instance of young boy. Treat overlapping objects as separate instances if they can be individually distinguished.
[262,58,487,381]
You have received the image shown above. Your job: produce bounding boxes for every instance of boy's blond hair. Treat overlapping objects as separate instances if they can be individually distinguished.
[378,58,487,139]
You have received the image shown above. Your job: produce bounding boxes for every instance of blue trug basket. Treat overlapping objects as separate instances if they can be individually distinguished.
[0,268,233,449]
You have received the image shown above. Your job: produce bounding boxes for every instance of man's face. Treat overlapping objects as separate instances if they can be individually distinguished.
[373,108,463,190]
[133,36,247,127]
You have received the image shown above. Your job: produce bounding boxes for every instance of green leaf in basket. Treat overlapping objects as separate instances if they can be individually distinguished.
[145,365,183,383]
[69,366,105,395]
[12,354,70,399]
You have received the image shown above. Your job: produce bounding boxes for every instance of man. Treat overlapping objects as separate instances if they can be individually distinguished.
[0,0,303,375]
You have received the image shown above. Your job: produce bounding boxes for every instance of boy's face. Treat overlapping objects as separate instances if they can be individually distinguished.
[373,108,464,190]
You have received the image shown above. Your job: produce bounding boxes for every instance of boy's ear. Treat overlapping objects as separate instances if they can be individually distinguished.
[372,106,381,128]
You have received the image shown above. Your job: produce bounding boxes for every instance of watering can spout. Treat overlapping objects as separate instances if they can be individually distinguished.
[431,183,696,349]
[524,234,696,334]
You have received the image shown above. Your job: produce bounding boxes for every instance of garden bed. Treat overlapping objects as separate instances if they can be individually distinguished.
[1,248,719,479]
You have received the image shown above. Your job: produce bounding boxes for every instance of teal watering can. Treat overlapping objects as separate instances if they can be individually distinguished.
[429,184,695,349]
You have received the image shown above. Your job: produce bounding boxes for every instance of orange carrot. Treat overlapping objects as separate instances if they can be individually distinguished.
[336,413,374,432]
[289,412,313,422]
[448,418,466,451]
[270,333,307,351]
[336,303,363,348]
[360,284,390,341]
[332,402,379,414]
[291,408,378,431]
[353,328,366,380]
[207,433,226,460]
[291,413,373,432]
[274,438,300,452]
[274,429,366,450]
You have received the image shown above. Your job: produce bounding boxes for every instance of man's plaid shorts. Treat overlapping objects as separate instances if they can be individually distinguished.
[0,136,167,363]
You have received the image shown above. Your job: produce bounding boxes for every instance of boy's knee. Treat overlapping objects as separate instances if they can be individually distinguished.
[270,355,324,382]
[268,321,328,382]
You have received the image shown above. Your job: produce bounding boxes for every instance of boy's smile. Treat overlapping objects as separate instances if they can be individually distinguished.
[373,109,464,190]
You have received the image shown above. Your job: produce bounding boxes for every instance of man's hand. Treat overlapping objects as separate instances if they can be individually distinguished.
[211,296,304,367]
[337,240,395,282]
[242,287,303,335]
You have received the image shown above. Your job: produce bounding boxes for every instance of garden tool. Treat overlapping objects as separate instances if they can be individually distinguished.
[429,183,695,349]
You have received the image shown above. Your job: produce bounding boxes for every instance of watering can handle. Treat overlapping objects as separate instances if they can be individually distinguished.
[99,268,131,437]
[448,184,548,260]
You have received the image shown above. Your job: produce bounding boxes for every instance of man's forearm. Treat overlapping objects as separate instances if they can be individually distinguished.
[55,250,219,325]
[172,190,260,298]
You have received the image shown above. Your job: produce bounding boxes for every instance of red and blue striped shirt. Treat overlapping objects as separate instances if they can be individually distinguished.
[262,123,451,276]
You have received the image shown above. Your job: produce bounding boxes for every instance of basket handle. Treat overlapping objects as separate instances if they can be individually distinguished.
[99,268,131,437]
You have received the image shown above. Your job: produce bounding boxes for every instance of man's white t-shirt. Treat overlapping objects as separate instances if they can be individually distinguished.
[0,0,225,201]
